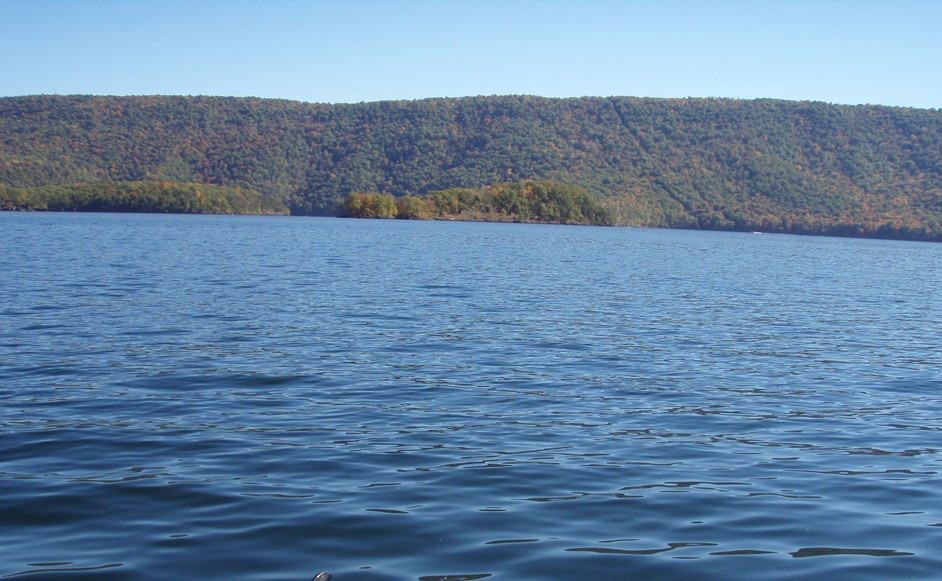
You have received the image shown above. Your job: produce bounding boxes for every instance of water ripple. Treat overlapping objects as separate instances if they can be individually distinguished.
[1,214,941,580]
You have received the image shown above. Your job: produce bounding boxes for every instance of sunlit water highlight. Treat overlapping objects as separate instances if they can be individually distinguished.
[1,213,940,580]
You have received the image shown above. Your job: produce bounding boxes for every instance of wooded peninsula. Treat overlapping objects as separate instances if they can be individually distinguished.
[2,95,941,240]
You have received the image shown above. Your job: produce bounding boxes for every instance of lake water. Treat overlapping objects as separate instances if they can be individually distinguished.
[1,212,940,580]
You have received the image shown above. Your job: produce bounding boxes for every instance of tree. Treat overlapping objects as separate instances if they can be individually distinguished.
[396,195,431,219]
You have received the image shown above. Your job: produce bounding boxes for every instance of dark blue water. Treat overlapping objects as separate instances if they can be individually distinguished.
[1,212,940,580]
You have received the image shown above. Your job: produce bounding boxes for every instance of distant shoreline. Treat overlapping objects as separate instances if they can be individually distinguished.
[3,95,942,243]
[9,208,942,244]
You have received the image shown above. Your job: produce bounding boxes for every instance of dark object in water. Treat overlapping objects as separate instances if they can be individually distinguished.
[312,573,331,581]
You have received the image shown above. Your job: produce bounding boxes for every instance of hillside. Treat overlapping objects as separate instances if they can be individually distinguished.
[2,94,941,240]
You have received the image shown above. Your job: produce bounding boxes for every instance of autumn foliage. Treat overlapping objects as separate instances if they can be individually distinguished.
[341,181,612,225]
[2,95,942,240]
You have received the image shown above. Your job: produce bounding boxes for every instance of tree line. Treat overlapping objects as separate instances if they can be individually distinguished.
[0,181,287,215]
[339,180,613,225]
[2,94,942,240]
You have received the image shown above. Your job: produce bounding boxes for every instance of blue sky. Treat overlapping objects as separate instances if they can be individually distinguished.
[2,0,940,109]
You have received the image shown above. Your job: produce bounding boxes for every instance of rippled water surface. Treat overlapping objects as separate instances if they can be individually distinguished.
[1,212,941,580]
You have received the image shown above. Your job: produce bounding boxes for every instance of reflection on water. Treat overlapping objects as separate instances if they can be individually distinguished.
[1,213,941,580]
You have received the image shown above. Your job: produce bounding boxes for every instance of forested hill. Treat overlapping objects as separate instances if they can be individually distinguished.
[2,94,942,240]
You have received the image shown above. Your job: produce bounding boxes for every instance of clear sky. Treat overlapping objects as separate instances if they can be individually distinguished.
[2,0,940,109]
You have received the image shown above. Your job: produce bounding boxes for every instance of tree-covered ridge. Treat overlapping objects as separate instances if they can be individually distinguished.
[0,181,287,214]
[2,94,942,240]
[340,180,613,225]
